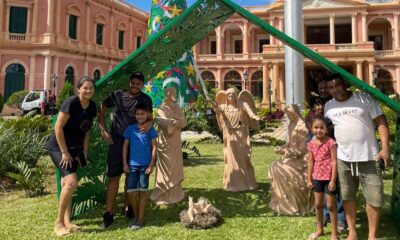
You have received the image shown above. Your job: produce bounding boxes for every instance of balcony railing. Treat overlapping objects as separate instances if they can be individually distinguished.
[8,33,26,42]
[263,42,375,53]
[367,0,393,3]
[224,54,244,60]
[375,50,396,57]
[197,54,217,60]
[250,53,263,60]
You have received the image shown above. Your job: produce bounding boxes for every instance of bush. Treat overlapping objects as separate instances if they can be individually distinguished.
[0,119,48,180]
[0,114,52,138]
[7,161,47,197]
[6,90,29,110]
[57,81,74,108]
[0,92,4,113]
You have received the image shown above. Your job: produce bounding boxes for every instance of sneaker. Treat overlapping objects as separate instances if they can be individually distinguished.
[124,206,135,220]
[100,212,114,229]
[322,217,330,227]
[130,221,142,230]
[337,220,348,232]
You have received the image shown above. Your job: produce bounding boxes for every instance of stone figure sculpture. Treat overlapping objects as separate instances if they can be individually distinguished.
[268,104,314,215]
[151,87,186,204]
[211,88,260,192]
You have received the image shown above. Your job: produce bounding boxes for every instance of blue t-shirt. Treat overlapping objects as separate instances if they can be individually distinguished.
[123,124,157,166]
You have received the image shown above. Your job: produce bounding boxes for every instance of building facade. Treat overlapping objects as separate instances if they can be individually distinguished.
[0,0,148,103]
[194,0,400,107]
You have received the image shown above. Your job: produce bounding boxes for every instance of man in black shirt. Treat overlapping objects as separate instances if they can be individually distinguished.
[98,72,153,229]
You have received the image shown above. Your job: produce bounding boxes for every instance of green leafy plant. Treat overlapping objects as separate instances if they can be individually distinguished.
[6,90,29,110]
[0,92,4,113]
[6,161,47,197]
[56,81,74,108]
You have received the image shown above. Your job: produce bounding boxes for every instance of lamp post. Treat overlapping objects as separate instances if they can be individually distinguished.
[51,74,58,117]
[243,69,249,91]
[268,79,272,115]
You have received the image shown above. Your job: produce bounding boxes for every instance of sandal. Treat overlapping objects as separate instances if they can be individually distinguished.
[308,232,323,240]
[54,225,71,237]
[67,224,81,233]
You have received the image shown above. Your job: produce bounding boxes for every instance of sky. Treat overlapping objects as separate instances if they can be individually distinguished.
[125,0,273,12]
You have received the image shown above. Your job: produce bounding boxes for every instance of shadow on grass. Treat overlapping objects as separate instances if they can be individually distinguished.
[183,155,221,167]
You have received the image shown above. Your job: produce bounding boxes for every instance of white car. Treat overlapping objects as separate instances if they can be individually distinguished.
[21,89,56,115]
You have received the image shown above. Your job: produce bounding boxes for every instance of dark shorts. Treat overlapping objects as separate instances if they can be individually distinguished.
[48,147,82,177]
[126,166,149,192]
[312,179,338,195]
[106,135,125,178]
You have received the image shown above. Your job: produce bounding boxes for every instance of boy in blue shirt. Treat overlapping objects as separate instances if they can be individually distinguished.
[122,103,157,230]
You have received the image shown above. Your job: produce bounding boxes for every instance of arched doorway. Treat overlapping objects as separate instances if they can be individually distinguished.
[93,69,101,82]
[375,69,394,94]
[201,71,216,88]
[4,63,25,101]
[224,70,242,90]
[251,70,263,99]
[368,18,392,50]
[65,66,75,84]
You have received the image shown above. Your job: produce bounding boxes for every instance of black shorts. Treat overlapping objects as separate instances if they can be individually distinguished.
[48,147,82,177]
[312,179,338,195]
[107,135,126,178]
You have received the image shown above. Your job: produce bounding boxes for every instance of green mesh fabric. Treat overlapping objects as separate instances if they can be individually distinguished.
[61,0,400,221]
[392,116,400,229]
[146,0,199,107]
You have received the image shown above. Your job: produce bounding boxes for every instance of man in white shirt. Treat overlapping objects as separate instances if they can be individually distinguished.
[324,74,390,240]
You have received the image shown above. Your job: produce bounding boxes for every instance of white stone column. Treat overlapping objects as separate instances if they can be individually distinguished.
[262,64,269,104]
[278,17,283,46]
[85,2,91,43]
[44,55,51,90]
[216,26,223,60]
[368,62,375,85]
[394,13,399,49]
[217,68,222,89]
[243,22,249,57]
[273,63,279,101]
[356,61,363,80]
[29,55,36,90]
[279,63,285,106]
[269,18,276,45]
[330,15,335,45]
[0,1,4,41]
[31,0,39,41]
[47,0,54,33]
[56,0,61,35]
[84,59,88,76]
[362,12,368,42]
[54,56,59,94]
[396,64,400,93]
[352,13,357,44]
[110,9,114,49]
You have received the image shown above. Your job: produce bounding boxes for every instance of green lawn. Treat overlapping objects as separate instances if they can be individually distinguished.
[0,142,399,240]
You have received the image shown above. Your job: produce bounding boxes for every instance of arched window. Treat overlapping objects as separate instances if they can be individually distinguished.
[201,71,216,88]
[224,70,242,90]
[4,63,25,100]
[376,69,394,94]
[65,66,75,84]
[93,69,101,82]
[251,70,263,99]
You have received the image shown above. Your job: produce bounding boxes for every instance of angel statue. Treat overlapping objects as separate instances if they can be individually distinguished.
[268,104,314,215]
[210,88,260,192]
[151,87,187,204]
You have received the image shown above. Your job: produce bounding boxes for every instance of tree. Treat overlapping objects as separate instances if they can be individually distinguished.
[56,81,74,108]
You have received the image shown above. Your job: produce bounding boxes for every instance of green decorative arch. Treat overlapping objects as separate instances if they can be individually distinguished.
[62,0,400,227]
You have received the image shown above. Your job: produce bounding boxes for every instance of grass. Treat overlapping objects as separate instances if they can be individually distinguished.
[0,141,399,240]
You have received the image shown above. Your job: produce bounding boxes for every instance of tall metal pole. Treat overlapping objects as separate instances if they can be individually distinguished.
[284,0,304,107]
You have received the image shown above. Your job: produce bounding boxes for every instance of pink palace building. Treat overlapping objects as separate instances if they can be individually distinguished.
[0,0,147,103]
[194,0,400,107]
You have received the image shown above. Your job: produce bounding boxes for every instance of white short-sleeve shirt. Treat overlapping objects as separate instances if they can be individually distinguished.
[324,91,383,162]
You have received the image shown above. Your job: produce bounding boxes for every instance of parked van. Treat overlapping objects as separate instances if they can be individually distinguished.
[21,89,56,115]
